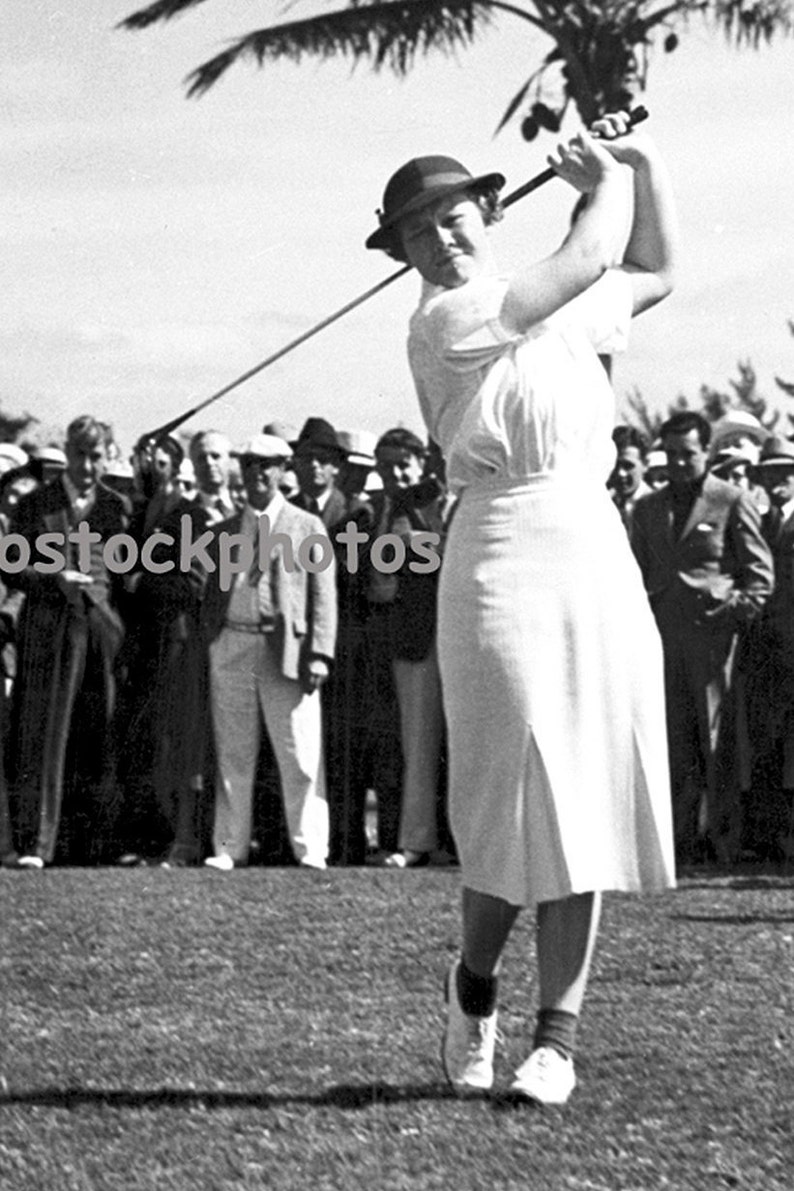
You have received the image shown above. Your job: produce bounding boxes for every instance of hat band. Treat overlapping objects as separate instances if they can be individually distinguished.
[381,171,474,226]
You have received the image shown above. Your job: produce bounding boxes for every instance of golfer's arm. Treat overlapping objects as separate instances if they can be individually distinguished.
[502,170,630,333]
[622,149,677,315]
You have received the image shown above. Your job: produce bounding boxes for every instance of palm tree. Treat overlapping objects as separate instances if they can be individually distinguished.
[120,0,792,134]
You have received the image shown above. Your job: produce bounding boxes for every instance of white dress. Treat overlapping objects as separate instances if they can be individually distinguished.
[408,270,676,906]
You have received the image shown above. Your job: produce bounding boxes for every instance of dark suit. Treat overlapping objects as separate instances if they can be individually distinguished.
[291,485,348,531]
[631,473,773,862]
[361,487,447,855]
[8,477,129,863]
[115,494,211,862]
[742,503,794,854]
[0,577,25,864]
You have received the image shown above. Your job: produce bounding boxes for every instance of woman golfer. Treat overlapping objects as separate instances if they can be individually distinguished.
[366,111,677,1104]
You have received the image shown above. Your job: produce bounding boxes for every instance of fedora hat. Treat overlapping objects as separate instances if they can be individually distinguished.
[366,156,505,252]
[709,444,758,474]
[292,417,342,457]
[337,429,376,467]
[755,435,794,467]
[710,411,769,454]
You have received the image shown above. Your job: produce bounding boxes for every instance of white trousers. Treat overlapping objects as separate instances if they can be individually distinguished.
[209,628,329,867]
[392,642,445,853]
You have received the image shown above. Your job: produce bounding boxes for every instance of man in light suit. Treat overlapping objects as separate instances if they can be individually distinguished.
[631,410,774,865]
[201,433,337,870]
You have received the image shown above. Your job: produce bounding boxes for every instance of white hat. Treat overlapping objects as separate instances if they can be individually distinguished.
[0,442,29,469]
[338,429,377,467]
[262,420,300,444]
[232,433,292,460]
[32,446,67,466]
[104,457,134,479]
[710,411,769,456]
[709,442,760,471]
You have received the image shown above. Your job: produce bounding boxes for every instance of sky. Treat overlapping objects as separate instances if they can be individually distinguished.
[2,1,794,453]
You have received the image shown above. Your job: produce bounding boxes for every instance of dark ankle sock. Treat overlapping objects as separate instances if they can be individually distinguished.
[533,1008,578,1060]
[456,958,498,1017]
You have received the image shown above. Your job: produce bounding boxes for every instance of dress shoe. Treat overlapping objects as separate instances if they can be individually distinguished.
[203,854,235,872]
[383,850,428,869]
[15,855,45,870]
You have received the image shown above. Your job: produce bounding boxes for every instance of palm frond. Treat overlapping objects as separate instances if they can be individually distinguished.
[182,0,491,96]
[493,74,534,133]
[710,0,794,44]
[120,0,213,30]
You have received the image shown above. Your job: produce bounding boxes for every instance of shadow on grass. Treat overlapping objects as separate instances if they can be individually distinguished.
[670,912,794,924]
[0,1082,467,1111]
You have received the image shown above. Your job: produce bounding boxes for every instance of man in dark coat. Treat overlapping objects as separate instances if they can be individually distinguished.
[631,410,774,865]
[289,417,348,528]
[7,416,130,867]
[742,435,794,860]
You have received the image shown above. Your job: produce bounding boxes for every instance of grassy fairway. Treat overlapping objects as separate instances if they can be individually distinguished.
[1,868,792,1190]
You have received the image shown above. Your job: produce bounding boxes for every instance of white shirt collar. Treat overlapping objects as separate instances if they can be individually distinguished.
[243,489,285,527]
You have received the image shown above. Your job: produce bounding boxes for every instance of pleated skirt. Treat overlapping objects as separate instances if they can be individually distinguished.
[438,475,676,907]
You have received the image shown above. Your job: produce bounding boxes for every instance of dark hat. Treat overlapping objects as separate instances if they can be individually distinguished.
[366,155,506,252]
[755,435,794,467]
[292,417,342,457]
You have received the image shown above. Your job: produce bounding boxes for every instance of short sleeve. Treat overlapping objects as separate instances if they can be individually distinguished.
[548,269,634,355]
[412,275,517,371]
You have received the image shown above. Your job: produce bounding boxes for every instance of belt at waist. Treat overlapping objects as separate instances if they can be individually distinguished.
[224,618,276,634]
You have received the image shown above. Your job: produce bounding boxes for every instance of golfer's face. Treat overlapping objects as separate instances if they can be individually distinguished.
[399,194,490,288]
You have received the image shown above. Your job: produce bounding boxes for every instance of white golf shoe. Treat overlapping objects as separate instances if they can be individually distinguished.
[509,1045,576,1105]
[441,959,498,1096]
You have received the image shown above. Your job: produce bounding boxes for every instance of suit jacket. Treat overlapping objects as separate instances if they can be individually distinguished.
[630,473,773,636]
[757,505,794,648]
[201,500,337,682]
[363,488,442,662]
[291,486,348,532]
[7,477,130,822]
[9,476,130,652]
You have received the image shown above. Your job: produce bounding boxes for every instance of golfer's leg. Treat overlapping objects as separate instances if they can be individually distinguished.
[536,891,601,1015]
[461,886,520,977]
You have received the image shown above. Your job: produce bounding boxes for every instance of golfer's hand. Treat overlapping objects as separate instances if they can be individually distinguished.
[590,110,656,169]
[547,130,622,194]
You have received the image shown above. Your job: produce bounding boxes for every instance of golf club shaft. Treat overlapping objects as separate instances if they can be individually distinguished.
[144,106,648,442]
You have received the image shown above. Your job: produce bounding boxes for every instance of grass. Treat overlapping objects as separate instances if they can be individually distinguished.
[1,866,792,1190]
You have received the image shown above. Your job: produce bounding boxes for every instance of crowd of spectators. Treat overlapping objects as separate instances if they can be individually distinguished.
[0,414,453,872]
[609,409,794,865]
[0,405,792,872]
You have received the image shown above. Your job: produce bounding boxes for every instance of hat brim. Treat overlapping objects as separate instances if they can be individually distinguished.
[756,456,794,468]
[365,171,505,252]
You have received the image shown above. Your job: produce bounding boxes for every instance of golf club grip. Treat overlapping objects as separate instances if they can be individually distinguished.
[502,105,649,210]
